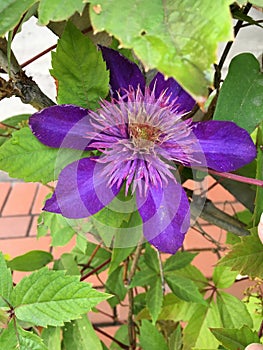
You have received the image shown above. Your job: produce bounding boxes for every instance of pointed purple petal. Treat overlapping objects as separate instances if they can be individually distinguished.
[137,179,190,254]
[44,158,119,219]
[149,72,195,114]
[192,121,257,172]
[100,46,145,96]
[29,104,93,150]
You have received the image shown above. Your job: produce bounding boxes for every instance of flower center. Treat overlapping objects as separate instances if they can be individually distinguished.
[128,122,160,150]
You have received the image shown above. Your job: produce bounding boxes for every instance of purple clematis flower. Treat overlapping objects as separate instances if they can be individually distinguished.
[29,47,256,254]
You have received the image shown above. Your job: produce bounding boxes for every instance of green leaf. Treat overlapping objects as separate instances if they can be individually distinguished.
[139,320,169,350]
[0,320,18,349]
[110,325,129,350]
[144,244,160,272]
[16,326,48,350]
[7,250,53,272]
[168,324,183,350]
[253,123,263,226]
[72,242,111,273]
[159,294,197,322]
[251,0,263,5]
[90,0,233,98]
[237,0,263,6]
[38,0,85,25]
[11,267,110,327]
[92,200,142,248]
[63,314,102,350]
[0,252,12,306]
[0,127,86,184]
[183,302,222,350]
[0,320,48,350]
[0,0,37,36]
[51,22,109,109]
[54,253,80,276]
[210,326,260,350]
[0,114,30,146]
[164,252,197,273]
[37,211,76,246]
[165,275,205,304]
[146,277,163,324]
[219,228,263,278]
[212,266,237,289]
[214,53,263,133]
[105,266,127,308]
[232,8,263,28]
[245,294,263,332]
[41,326,61,350]
[109,246,134,275]
[165,264,208,290]
[226,210,253,245]
[216,291,253,329]
[129,267,158,288]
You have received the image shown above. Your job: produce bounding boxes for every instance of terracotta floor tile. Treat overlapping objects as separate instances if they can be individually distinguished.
[0,182,11,212]
[184,226,226,250]
[28,215,39,236]
[31,185,50,214]
[2,183,38,216]
[207,182,236,202]
[225,278,255,300]
[215,200,246,215]
[191,251,218,277]
[0,216,31,238]
[89,301,115,324]
[0,236,50,257]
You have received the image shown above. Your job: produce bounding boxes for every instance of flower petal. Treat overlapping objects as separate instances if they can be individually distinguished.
[137,179,190,254]
[192,121,257,172]
[44,158,119,218]
[29,104,93,150]
[100,46,145,96]
[149,72,195,114]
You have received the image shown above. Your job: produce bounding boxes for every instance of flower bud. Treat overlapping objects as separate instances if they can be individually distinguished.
[258,212,263,244]
[245,343,263,350]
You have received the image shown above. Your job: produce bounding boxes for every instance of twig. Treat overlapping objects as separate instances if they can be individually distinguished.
[80,242,102,274]
[127,236,144,350]
[80,258,111,281]
[21,44,57,68]
[93,325,129,350]
[0,37,55,110]
[186,187,250,236]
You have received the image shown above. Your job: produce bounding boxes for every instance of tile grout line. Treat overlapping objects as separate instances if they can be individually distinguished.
[25,184,41,237]
[29,183,41,216]
[0,183,13,217]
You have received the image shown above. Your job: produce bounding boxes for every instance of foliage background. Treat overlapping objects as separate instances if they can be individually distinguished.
[0,1,263,350]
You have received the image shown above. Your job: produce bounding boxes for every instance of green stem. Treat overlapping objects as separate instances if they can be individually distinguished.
[127,236,144,349]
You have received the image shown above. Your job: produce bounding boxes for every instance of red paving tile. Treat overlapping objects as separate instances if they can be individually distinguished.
[184,226,225,250]
[31,185,50,214]
[28,215,39,236]
[207,182,236,203]
[0,236,51,257]
[0,182,11,211]
[0,216,31,238]
[2,182,38,216]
